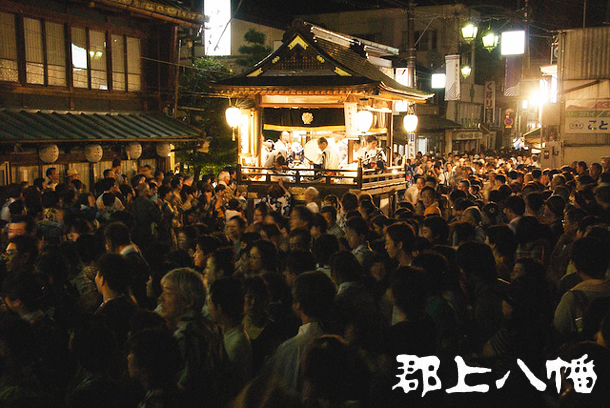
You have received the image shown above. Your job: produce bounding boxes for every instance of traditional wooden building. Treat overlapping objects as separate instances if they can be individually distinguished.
[210,20,433,214]
[0,0,203,186]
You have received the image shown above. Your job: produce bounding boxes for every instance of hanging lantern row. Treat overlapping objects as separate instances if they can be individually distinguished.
[38,142,169,164]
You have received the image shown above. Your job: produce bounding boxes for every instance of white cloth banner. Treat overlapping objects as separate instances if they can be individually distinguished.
[445,54,461,101]
[344,102,357,138]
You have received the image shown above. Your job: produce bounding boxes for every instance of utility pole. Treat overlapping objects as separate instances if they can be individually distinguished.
[523,0,530,76]
[407,0,416,88]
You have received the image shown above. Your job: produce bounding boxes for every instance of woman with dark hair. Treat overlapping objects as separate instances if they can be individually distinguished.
[197,183,220,226]
[456,241,503,348]
[253,202,269,224]
[204,246,235,288]
[487,225,518,281]
[260,179,291,217]
[249,239,278,275]
[73,234,103,313]
[514,216,552,266]
[127,328,185,408]
[420,216,449,245]
[543,194,566,246]
[384,222,415,267]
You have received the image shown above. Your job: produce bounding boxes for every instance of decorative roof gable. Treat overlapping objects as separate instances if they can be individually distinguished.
[211,21,432,101]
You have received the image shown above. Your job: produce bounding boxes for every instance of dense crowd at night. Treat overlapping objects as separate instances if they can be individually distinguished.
[0,152,609,408]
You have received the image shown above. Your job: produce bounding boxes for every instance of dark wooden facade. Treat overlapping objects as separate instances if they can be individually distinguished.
[0,0,203,186]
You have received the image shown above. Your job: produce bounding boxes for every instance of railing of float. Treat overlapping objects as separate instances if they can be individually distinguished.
[237,164,406,190]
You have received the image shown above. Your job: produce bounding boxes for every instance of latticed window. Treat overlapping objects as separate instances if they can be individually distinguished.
[0,12,141,92]
[0,12,18,82]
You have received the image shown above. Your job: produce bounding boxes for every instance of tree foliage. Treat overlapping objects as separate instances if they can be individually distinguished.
[236,29,273,69]
[176,57,237,177]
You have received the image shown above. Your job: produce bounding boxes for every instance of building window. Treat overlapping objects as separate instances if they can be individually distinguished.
[46,22,66,86]
[414,30,438,51]
[0,12,18,82]
[430,30,438,51]
[71,27,88,88]
[126,36,141,92]
[24,18,44,84]
[89,30,107,90]
[0,13,140,91]
[415,31,428,51]
[23,18,67,86]
[112,34,125,91]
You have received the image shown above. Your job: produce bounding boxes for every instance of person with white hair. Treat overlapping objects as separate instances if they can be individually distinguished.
[305,187,320,213]
[157,268,226,407]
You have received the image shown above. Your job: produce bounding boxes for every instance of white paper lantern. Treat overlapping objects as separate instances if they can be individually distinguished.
[225,107,241,128]
[85,144,104,163]
[39,144,59,163]
[356,110,374,133]
[403,114,418,133]
[126,142,142,160]
[156,143,172,157]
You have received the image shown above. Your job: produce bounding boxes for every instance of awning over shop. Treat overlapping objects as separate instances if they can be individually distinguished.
[417,115,463,132]
[0,110,200,143]
[453,130,483,141]
[523,126,542,142]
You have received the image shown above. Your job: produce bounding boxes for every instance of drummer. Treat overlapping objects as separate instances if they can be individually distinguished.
[317,137,341,170]
[362,135,387,170]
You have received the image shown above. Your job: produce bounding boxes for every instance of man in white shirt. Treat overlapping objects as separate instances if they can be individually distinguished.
[333,133,348,164]
[405,175,424,205]
[264,272,336,392]
[274,131,292,157]
[46,168,59,191]
[317,137,341,170]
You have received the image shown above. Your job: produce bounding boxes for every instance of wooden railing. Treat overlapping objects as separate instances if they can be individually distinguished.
[237,164,406,190]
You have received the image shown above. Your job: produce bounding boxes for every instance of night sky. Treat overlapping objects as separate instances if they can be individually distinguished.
[233,0,609,31]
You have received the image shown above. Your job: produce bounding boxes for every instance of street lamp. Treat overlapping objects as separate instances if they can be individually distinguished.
[461,65,472,79]
[461,22,478,43]
[481,29,499,52]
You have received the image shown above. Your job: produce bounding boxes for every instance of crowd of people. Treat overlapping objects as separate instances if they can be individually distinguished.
[0,152,610,407]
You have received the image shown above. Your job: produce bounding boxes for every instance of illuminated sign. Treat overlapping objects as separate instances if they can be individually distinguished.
[204,0,231,56]
[501,31,526,56]
[431,73,446,89]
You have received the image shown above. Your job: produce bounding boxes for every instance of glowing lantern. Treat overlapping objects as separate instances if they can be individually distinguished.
[356,110,374,133]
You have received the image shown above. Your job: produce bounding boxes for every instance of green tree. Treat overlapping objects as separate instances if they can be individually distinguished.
[236,29,273,69]
[176,57,237,179]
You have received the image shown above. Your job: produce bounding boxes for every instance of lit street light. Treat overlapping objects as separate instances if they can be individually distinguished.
[461,22,478,43]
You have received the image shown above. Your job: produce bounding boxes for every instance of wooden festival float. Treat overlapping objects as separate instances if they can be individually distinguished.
[209,20,432,215]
